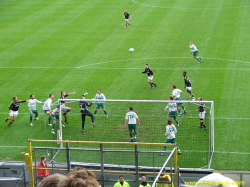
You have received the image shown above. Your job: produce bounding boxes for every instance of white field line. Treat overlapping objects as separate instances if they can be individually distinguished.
[1,57,250,69]
[132,0,250,9]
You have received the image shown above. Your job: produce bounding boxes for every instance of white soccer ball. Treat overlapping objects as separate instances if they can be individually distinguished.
[129,48,134,52]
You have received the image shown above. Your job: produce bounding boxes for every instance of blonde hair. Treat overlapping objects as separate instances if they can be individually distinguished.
[141,176,147,182]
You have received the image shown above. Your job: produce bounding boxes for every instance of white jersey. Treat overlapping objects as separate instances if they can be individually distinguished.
[190,44,198,52]
[166,103,178,111]
[172,89,182,98]
[94,93,106,103]
[42,98,52,111]
[28,99,43,111]
[125,111,138,124]
[166,124,177,139]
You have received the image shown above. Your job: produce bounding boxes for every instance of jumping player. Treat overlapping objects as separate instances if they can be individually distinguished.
[79,93,95,132]
[60,91,76,124]
[42,94,54,126]
[5,96,28,127]
[28,94,44,126]
[165,96,180,127]
[142,64,157,89]
[183,71,195,101]
[172,85,186,116]
[196,97,207,130]
[93,89,108,118]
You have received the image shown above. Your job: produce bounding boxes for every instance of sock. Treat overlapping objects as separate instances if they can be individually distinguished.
[149,82,152,87]
[191,94,195,99]
[203,125,207,129]
[52,124,55,130]
[35,114,38,118]
[182,105,185,110]
[104,111,107,115]
[129,133,133,138]
[176,120,179,125]
[48,117,52,124]
[178,109,181,114]
[94,110,97,115]
[9,122,13,125]
[30,116,33,123]
[134,131,137,138]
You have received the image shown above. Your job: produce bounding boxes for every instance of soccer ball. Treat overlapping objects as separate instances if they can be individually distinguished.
[129,48,134,52]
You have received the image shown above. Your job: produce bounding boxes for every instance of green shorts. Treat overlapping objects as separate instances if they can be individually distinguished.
[30,110,38,115]
[175,97,182,107]
[44,110,50,114]
[128,124,137,132]
[165,138,176,144]
[193,51,198,57]
[96,103,105,109]
[167,111,177,119]
[52,114,59,121]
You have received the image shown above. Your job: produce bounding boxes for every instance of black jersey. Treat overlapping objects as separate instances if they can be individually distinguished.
[198,103,205,112]
[142,68,154,76]
[79,101,93,113]
[184,75,192,87]
[9,101,26,111]
[60,94,69,104]
[124,12,130,19]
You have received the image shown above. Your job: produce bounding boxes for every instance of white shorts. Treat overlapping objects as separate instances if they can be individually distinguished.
[186,86,192,91]
[148,76,153,81]
[62,107,70,113]
[125,19,129,22]
[199,111,206,119]
[9,111,18,117]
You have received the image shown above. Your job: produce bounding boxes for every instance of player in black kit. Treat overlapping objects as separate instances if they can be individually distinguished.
[183,71,195,101]
[196,97,207,130]
[124,9,131,28]
[79,93,95,132]
[142,64,157,89]
[5,96,28,127]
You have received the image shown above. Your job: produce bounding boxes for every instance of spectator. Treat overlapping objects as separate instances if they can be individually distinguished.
[156,174,173,187]
[37,155,50,181]
[38,173,67,187]
[139,176,151,187]
[114,175,130,187]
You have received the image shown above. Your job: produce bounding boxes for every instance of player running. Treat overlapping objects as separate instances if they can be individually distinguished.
[5,96,28,127]
[183,71,195,101]
[161,119,181,156]
[93,89,108,118]
[172,85,186,116]
[42,94,54,126]
[196,97,207,130]
[28,94,44,126]
[125,107,140,142]
[165,96,180,127]
[189,41,202,63]
[142,64,157,89]
[124,9,131,28]
[60,91,76,124]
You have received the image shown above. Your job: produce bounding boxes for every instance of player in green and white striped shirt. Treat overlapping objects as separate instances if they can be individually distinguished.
[189,41,202,63]
[28,94,44,126]
[93,89,108,118]
[165,96,180,127]
[125,107,140,142]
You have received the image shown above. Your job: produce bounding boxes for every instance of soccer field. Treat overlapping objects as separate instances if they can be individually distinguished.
[0,0,250,170]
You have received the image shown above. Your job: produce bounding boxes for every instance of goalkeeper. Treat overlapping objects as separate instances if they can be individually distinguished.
[161,119,181,156]
[79,93,95,132]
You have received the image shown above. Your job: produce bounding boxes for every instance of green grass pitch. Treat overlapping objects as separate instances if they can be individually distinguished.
[0,0,250,170]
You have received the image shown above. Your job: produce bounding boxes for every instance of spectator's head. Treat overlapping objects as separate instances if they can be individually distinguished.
[119,175,125,182]
[38,173,67,187]
[141,176,146,182]
[40,155,46,162]
[63,167,99,187]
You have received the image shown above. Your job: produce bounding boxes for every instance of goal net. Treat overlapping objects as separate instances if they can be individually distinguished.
[45,99,214,169]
